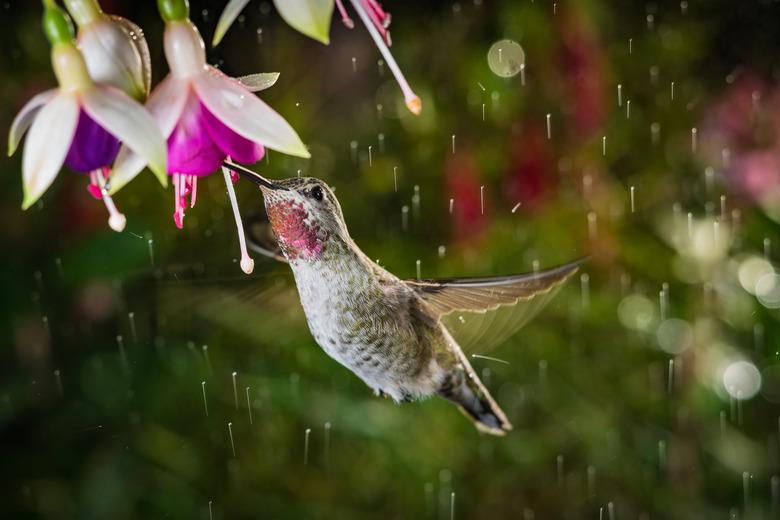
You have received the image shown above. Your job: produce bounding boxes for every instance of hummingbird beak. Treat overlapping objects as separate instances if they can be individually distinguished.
[222,161,288,191]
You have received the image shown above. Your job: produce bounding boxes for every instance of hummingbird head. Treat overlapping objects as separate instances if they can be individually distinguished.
[228,163,346,262]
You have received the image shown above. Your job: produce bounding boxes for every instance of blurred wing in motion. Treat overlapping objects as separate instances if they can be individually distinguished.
[244,209,288,263]
[405,259,584,351]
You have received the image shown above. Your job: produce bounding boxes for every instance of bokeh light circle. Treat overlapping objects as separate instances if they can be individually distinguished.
[618,294,656,331]
[722,361,761,400]
[755,273,780,308]
[656,319,693,354]
[737,256,773,295]
[487,40,525,78]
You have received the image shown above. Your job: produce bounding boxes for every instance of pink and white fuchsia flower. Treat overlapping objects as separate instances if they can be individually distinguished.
[113,0,310,274]
[8,0,166,232]
[213,0,421,115]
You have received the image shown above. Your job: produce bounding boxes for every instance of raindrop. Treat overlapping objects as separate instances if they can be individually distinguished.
[480,186,485,214]
[368,145,373,167]
[602,136,607,157]
[202,345,213,376]
[232,371,239,410]
[451,134,456,154]
[147,238,155,266]
[581,273,590,310]
[350,140,358,163]
[617,84,623,106]
[546,113,552,139]
[128,312,137,342]
[764,238,771,260]
[658,440,667,471]
[511,202,522,213]
[117,335,128,370]
[55,257,64,279]
[201,381,208,417]
[378,133,385,153]
[228,422,236,457]
[416,259,422,280]
[556,454,564,484]
[743,472,751,513]
[449,199,454,214]
[670,81,675,100]
[304,428,311,465]
[393,166,398,192]
[401,206,409,231]
[450,492,455,520]
[587,212,598,242]
[668,359,675,394]
[245,387,253,424]
[351,57,357,72]
[626,99,631,119]
[324,422,331,468]
[481,103,486,121]
[438,245,446,258]
[691,127,698,153]
[629,38,633,54]
[53,369,63,398]
[377,58,384,75]
[630,186,636,213]
[651,122,661,146]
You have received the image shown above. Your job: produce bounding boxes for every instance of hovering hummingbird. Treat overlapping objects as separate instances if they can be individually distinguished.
[227,162,582,435]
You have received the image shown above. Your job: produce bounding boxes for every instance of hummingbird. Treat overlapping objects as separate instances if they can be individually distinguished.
[227,162,582,435]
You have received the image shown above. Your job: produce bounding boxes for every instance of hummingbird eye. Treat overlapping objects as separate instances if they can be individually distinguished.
[309,186,324,202]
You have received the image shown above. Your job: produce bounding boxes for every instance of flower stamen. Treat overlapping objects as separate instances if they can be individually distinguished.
[348,0,420,115]
[222,164,254,274]
[335,0,355,28]
[94,167,126,232]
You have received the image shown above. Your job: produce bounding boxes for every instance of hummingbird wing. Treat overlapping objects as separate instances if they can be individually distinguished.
[243,209,288,263]
[405,259,584,352]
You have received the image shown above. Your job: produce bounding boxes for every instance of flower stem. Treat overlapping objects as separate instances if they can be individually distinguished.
[222,164,254,275]
[348,0,421,115]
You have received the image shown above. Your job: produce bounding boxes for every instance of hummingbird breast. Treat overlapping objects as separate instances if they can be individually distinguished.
[289,250,447,401]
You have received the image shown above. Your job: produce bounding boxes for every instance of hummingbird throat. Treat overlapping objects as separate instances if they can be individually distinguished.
[267,200,330,260]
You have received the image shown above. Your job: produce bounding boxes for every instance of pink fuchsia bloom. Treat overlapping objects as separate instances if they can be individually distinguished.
[64,0,151,101]
[114,3,309,274]
[213,0,420,115]
[8,0,166,232]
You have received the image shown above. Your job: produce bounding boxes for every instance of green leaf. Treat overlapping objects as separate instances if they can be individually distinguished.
[273,0,334,45]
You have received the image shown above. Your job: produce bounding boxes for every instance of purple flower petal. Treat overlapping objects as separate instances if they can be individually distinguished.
[201,102,264,164]
[167,93,224,176]
[64,109,120,173]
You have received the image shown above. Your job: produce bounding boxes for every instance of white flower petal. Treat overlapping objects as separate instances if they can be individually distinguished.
[108,15,152,97]
[21,93,79,209]
[273,0,334,45]
[82,85,167,189]
[8,89,57,157]
[194,68,310,158]
[213,0,251,46]
[109,76,188,194]
[236,72,280,92]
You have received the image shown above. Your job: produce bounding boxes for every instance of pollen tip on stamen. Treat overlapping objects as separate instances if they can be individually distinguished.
[108,213,127,232]
[406,95,422,115]
[240,256,255,274]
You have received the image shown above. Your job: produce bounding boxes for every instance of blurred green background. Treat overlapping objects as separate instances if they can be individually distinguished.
[3,0,780,518]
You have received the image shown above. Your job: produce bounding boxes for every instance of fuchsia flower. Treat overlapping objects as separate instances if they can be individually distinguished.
[8,0,166,231]
[213,0,421,115]
[113,0,310,274]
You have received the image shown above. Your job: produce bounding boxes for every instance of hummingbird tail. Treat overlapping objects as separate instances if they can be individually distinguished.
[439,370,513,436]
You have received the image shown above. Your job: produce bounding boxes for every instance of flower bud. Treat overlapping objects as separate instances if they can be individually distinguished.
[65,0,151,101]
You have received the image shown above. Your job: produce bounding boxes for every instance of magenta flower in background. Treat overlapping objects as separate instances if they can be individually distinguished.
[8,0,166,232]
[701,73,780,219]
[113,3,309,274]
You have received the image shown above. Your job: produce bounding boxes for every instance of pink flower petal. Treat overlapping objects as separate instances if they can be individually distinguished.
[167,93,224,176]
[202,102,264,164]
